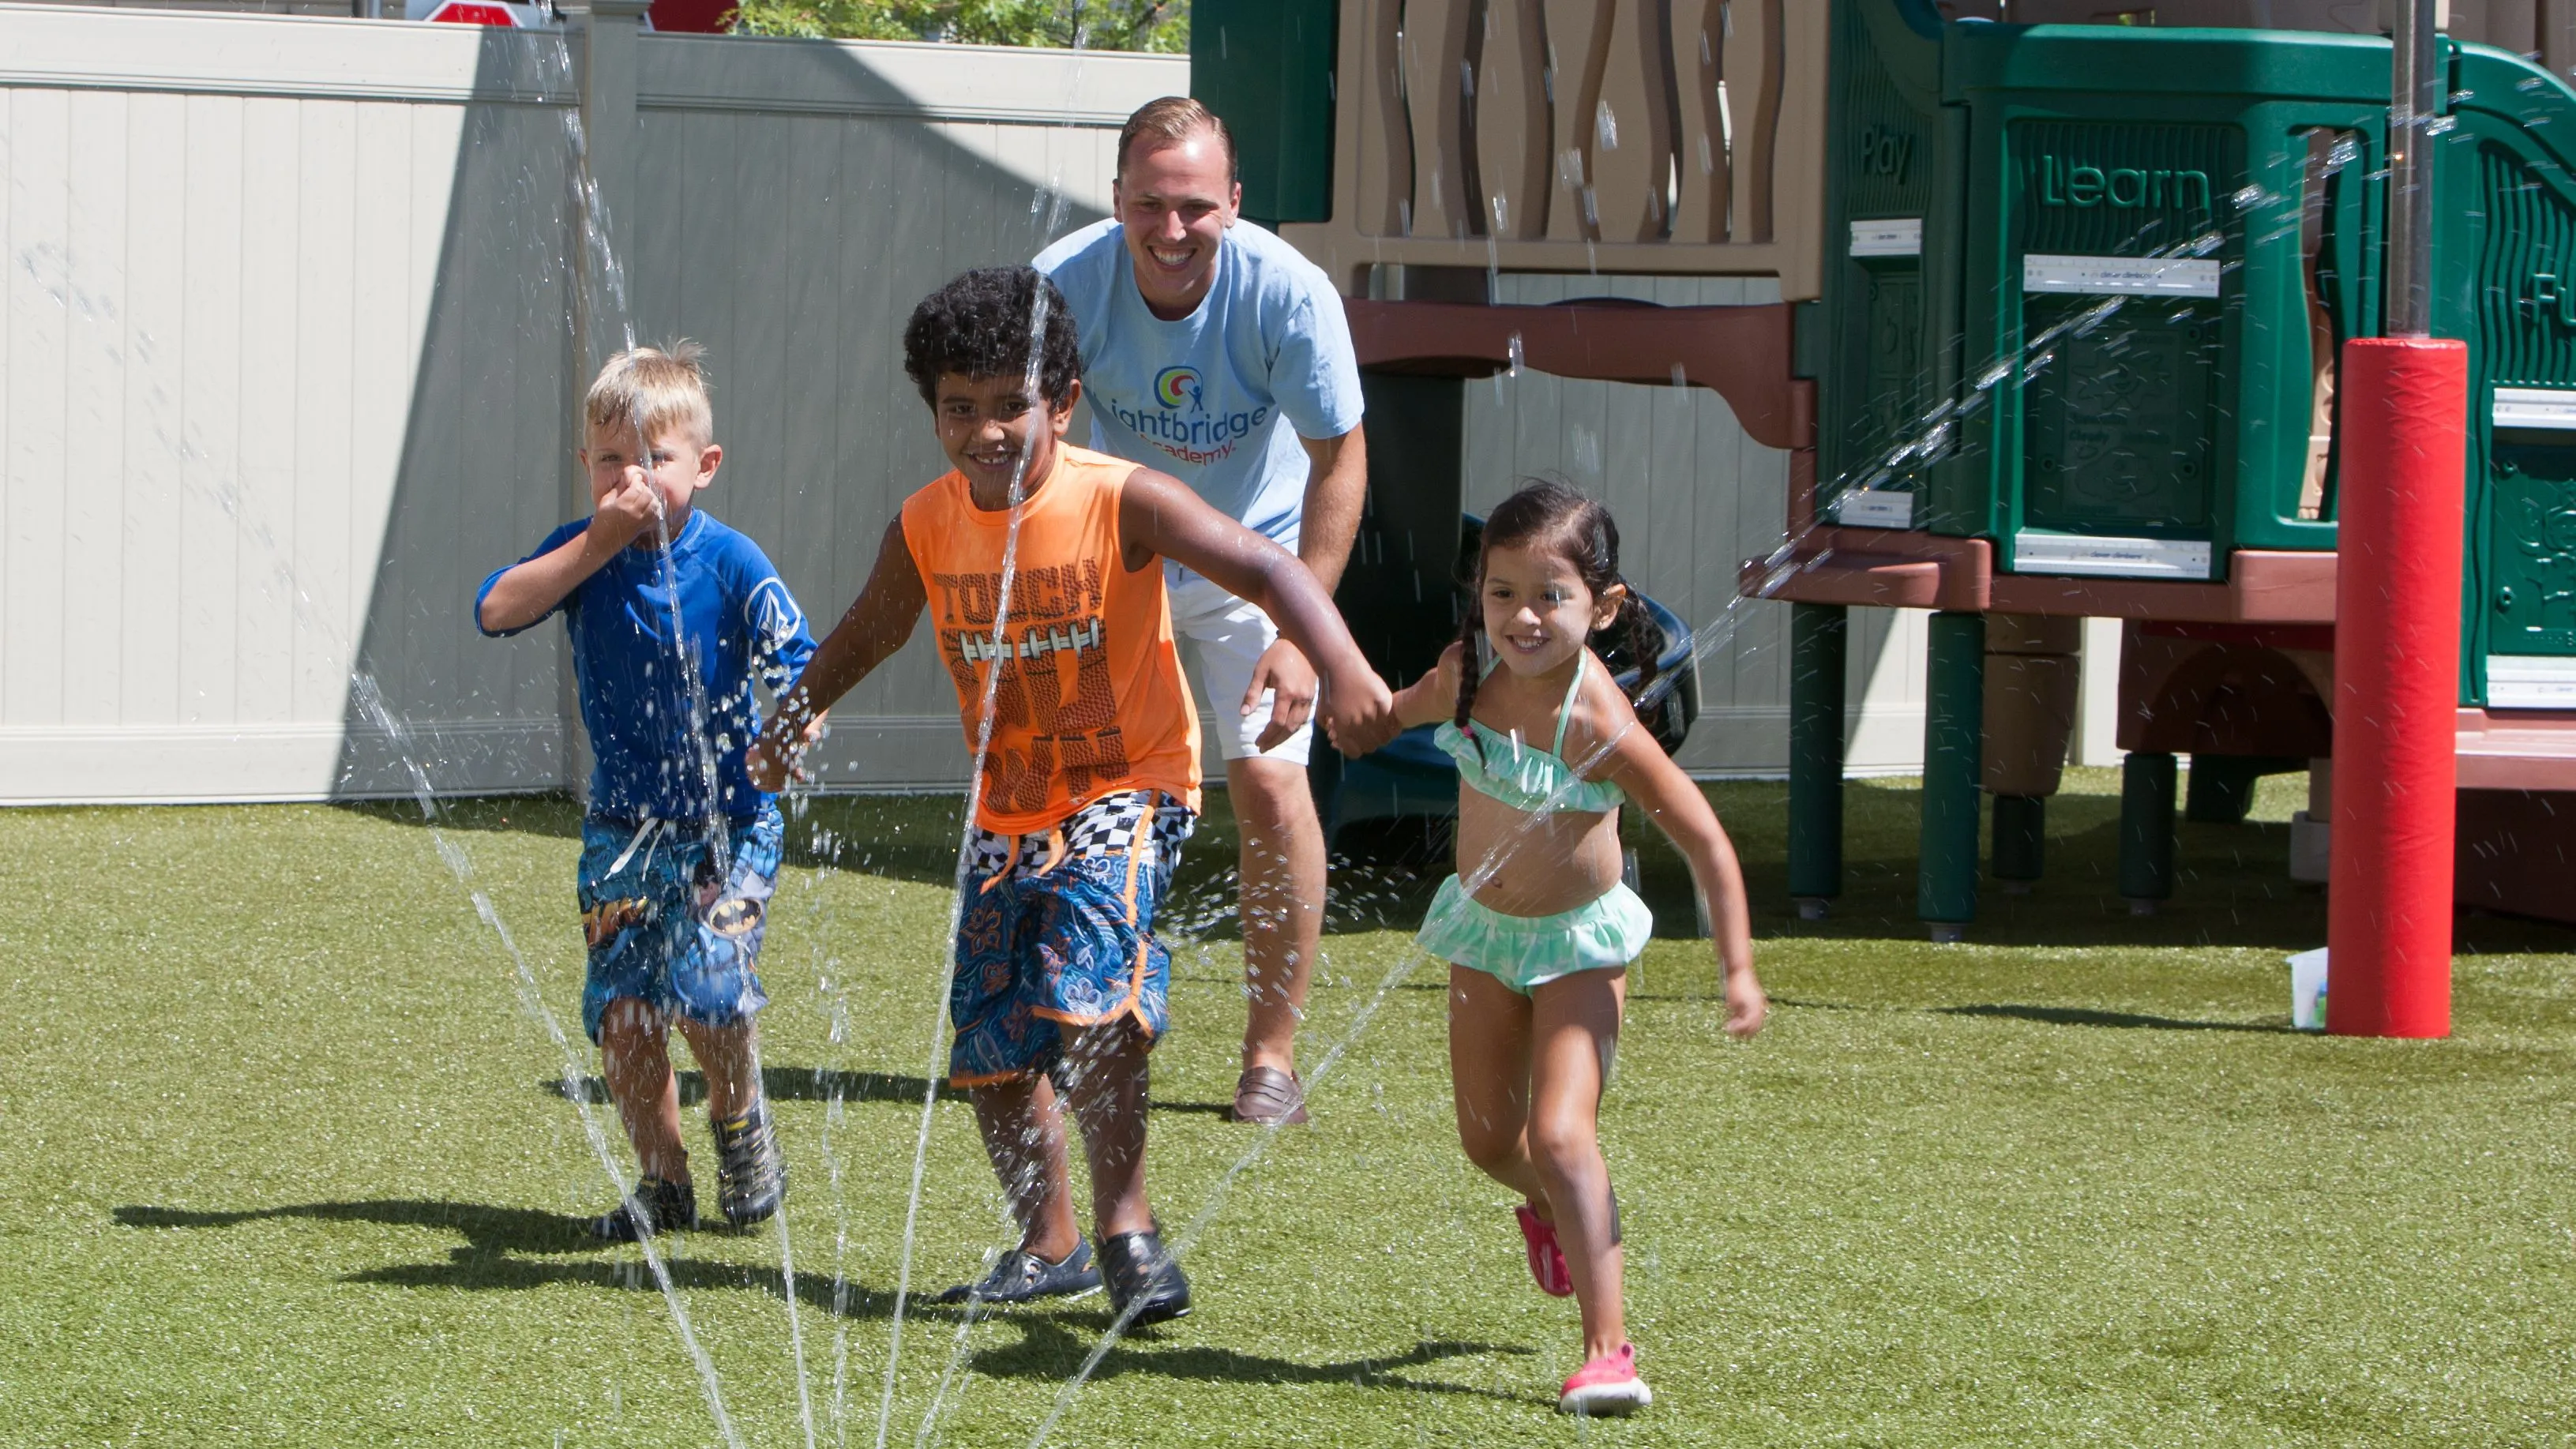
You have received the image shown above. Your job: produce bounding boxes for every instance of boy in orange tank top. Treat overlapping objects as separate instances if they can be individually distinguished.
[750,268,1391,1325]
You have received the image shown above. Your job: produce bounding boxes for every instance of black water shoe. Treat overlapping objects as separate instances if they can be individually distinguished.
[714,1102,787,1227]
[591,1176,697,1241]
[933,1240,1102,1306]
[1098,1229,1192,1327]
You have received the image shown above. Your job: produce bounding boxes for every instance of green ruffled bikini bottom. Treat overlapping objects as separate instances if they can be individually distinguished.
[1417,874,1654,995]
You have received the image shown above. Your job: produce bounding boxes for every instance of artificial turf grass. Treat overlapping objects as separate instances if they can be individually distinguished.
[1,773,2570,1446]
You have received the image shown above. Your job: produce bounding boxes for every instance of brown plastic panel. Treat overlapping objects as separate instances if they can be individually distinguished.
[1342,297,1812,450]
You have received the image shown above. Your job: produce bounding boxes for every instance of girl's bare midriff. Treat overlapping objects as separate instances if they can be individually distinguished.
[1452,783,1627,919]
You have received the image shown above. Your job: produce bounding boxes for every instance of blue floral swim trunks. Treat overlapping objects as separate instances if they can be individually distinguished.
[948,790,1194,1087]
[575,803,782,1043]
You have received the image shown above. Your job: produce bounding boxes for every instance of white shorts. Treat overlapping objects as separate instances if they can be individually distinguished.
[1167,569,1315,768]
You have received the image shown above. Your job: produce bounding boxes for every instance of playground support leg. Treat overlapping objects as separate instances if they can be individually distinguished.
[1991,794,2045,891]
[1919,611,1985,938]
[2119,752,2178,913]
[2187,755,2308,824]
[2327,339,2465,1038]
[2186,755,2262,824]
[1789,602,1848,918]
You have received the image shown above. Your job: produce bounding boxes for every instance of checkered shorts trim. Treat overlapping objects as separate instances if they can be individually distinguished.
[968,789,1194,888]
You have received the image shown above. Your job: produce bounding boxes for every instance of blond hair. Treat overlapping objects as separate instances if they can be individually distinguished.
[584,340,714,446]
[1117,96,1237,182]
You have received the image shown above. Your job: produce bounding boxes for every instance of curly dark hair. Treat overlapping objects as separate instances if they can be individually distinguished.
[902,266,1083,409]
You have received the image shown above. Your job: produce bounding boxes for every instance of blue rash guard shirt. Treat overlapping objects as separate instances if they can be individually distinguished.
[477,509,815,824]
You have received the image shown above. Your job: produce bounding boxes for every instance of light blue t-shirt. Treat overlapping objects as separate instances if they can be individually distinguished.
[1035,217,1365,553]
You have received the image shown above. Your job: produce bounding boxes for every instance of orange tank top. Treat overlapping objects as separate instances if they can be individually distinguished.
[901,445,1202,835]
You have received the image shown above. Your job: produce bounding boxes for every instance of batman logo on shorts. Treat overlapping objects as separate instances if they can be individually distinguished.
[704,897,764,937]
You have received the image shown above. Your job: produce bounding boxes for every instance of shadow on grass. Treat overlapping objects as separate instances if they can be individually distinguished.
[1767,997,2290,1034]
[115,1199,1525,1398]
[116,1199,605,1254]
[965,1317,1534,1402]
[539,1067,1230,1117]
[1936,1003,2296,1034]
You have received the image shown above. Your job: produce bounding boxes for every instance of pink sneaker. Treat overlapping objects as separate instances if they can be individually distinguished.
[1558,1342,1652,1416]
[1513,1205,1575,1297]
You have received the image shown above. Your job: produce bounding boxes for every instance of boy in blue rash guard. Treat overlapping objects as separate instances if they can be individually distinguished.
[476,342,817,1240]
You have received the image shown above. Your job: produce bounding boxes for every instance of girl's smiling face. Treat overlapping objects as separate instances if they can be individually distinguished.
[1479,539,1625,679]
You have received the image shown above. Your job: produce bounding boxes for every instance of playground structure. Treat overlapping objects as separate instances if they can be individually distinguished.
[1196,0,2576,937]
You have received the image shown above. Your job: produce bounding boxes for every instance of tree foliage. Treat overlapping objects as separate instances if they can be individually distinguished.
[727,0,1188,52]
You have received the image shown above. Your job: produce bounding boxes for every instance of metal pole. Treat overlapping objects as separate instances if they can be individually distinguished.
[2387,0,2440,338]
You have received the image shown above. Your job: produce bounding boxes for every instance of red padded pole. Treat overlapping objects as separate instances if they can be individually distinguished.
[2327,337,2465,1038]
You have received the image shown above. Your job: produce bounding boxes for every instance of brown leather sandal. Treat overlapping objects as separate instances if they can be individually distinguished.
[1229,1065,1309,1126]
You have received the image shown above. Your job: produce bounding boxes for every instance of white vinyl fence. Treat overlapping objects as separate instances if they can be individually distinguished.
[0,3,1928,805]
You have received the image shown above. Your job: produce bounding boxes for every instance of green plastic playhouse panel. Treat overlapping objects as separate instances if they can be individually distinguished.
[1812,13,2576,709]
[1938,24,2387,580]
[1189,0,1338,227]
[1819,0,1956,530]
[2439,43,2576,709]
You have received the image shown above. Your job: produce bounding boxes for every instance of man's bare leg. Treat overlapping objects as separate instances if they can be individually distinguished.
[1229,754,1324,1087]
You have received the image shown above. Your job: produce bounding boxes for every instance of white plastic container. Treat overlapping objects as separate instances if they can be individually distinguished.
[2289,948,2330,1030]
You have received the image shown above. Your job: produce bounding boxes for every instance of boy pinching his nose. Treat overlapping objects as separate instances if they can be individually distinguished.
[479,343,819,1240]
[749,268,1390,1323]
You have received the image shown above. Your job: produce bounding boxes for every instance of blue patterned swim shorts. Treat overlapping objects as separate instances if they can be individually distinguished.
[575,803,781,1043]
[948,790,1194,1087]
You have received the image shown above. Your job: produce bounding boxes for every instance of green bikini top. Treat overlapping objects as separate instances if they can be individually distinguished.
[1435,651,1628,815]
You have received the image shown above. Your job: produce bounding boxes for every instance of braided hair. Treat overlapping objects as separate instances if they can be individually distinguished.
[1451,481,1665,750]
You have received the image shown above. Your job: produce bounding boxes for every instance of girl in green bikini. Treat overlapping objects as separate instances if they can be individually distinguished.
[1369,480,1766,1415]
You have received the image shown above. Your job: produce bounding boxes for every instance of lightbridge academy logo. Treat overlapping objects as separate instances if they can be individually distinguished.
[1104,363,1270,467]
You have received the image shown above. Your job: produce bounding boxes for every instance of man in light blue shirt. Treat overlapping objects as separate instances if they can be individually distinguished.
[1037,97,1369,1127]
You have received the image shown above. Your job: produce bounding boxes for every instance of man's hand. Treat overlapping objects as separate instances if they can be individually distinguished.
[1245,638,1319,752]
[590,467,659,553]
[1317,665,1397,760]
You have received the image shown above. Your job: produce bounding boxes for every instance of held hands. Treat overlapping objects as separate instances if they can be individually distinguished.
[1318,666,1399,760]
[744,711,828,793]
[1325,681,1403,757]
[1247,638,1399,757]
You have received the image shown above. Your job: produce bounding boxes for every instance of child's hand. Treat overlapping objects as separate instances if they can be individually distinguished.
[745,712,827,793]
[1722,964,1767,1038]
[590,467,659,551]
[744,736,789,794]
[1321,667,1399,758]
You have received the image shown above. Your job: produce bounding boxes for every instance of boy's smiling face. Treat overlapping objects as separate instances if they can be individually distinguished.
[581,421,719,547]
[934,372,1078,509]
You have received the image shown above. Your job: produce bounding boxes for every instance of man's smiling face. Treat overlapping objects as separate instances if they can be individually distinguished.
[1113,127,1240,322]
